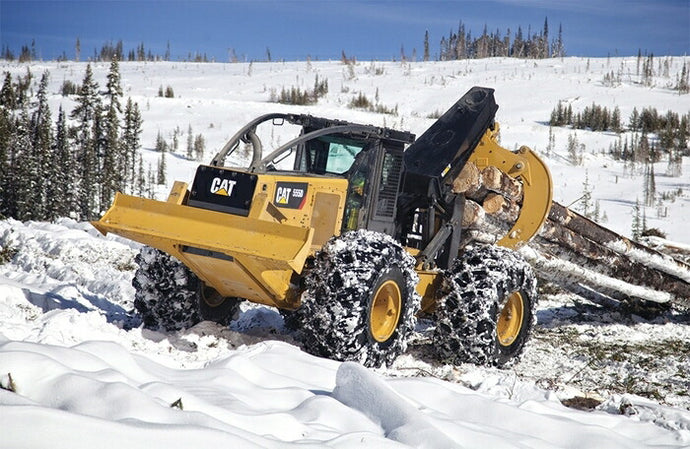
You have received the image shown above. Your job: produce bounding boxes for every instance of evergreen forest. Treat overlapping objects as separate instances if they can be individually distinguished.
[0,60,146,221]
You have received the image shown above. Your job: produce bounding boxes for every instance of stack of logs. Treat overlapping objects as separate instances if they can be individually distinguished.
[452,162,690,308]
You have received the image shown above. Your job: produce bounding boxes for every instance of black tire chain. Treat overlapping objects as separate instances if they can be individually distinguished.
[132,246,201,331]
[291,230,421,367]
[434,244,537,367]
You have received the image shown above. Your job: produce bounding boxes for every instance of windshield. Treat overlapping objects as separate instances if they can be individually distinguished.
[298,136,366,175]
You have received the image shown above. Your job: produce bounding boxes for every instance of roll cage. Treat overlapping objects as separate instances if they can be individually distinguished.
[209,113,414,176]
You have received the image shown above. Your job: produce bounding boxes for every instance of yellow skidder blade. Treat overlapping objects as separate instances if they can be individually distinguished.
[92,192,314,308]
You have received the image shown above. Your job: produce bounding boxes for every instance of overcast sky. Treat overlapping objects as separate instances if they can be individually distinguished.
[1,0,688,61]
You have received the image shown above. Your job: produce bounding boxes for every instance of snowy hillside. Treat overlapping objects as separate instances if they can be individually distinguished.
[5,56,688,241]
[1,57,689,447]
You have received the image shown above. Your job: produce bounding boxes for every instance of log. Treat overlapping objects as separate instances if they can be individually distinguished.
[448,163,690,306]
[462,199,485,228]
[479,165,523,202]
[463,198,515,234]
[482,192,506,214]
[451,162,525,203]
[452,162,481,195]
[521,248,674,305]
[461,198,690,305]
[532,223,690,304]
[482,193,521,224]
[549,202,690,283]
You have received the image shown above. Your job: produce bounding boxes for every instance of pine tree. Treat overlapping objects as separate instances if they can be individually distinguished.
[643,161,656,207]
[1,109,20,218]
[186,124,194,159]
[512,26,524,57]
[122,98,143,192]
[29,71,54,219]
[99,57,128,210]
[546,125,555,157]
[0,104,10,216]
[172,128,179,153]
[629,107,640,131]
[71,64,101,124]
[106,57,123,112]
[666,147,683,177]
[642,53,654,86]
[567,132,582,165]
[611,106,622,133]
[13,107,35,220]
[146,164,156,199]
[423,30,430,61]
[157,152,166,185]
[541,17,549,58]
[0,72,15,110]
[135,154,146,197]
[15,67,32,108]
[50,106,75,219]
[676,62,689,94]
[637,133,650,162]
[593,200,601,222]
[580,171,593,218]
[101,101,121,211]
[155,130,167,152]
[631,198,642,240]
[439,37,448,61]
[552,23,565,57]
[70,64,102,220]
[194,134,205,161]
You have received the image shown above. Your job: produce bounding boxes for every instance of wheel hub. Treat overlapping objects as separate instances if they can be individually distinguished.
[497,292,524,346]
[200,284,225,307]
[370,280,402,342]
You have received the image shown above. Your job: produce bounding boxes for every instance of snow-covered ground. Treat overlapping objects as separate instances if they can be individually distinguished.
[1,57,689,447]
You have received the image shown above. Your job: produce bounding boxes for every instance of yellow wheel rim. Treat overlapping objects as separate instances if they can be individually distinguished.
[497,292,524,347]
[370,280,402,342]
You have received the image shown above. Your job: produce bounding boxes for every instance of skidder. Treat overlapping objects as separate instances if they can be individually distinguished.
[95,86,688,368]
[93,87,550,367]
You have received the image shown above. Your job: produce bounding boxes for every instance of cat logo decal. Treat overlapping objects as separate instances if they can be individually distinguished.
[210,177,237,197]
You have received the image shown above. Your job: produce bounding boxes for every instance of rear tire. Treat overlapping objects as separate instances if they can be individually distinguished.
[433,245,537,367]
[133,247,242,331]
[133,247,200,331]
[292,230,421,367]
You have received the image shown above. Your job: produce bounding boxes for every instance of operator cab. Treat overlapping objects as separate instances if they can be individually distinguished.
[208,113,414,236]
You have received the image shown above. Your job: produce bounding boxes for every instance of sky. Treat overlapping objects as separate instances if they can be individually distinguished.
[1,0,688,62]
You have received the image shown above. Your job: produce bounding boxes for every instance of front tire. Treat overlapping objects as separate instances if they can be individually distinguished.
[293,230,421,367]
[433,245,537,367]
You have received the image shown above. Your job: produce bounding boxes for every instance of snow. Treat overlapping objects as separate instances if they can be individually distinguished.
[1,57,690,447]
[334,362,458,448]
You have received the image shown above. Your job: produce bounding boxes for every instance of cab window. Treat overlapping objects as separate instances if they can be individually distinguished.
[297,136,366,175]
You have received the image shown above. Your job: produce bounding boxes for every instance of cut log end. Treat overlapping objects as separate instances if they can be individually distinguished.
[452,162,481,194]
